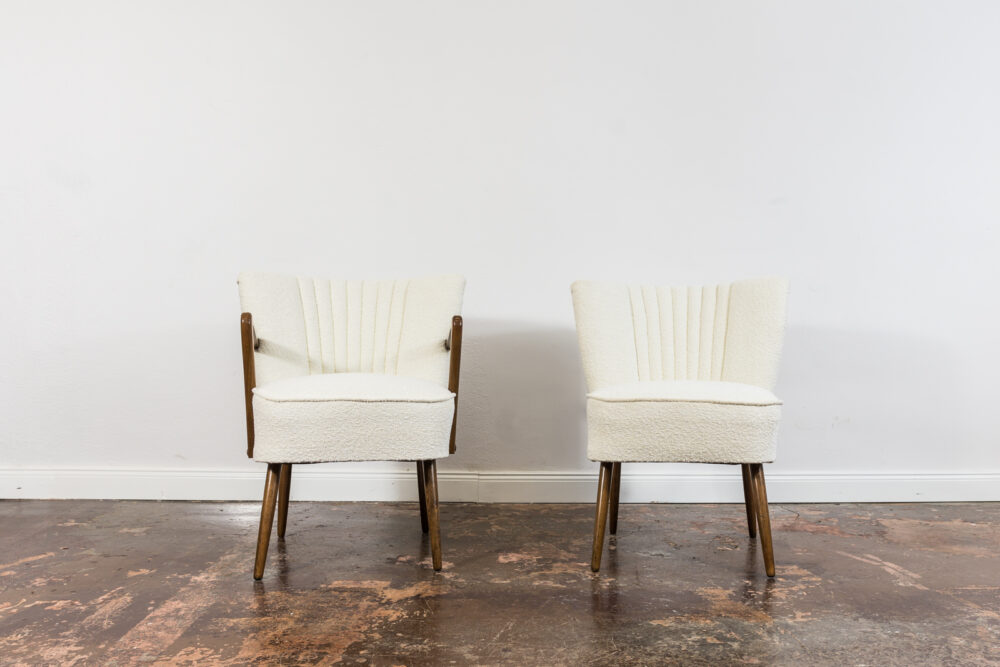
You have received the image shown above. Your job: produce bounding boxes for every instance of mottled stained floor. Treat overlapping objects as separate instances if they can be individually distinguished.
[1,501,998,665]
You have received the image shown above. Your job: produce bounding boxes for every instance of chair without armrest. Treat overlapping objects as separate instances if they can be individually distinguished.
[572,277,788,577]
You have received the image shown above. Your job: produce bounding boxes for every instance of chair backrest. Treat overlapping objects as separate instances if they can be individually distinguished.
[239,273,465,388]
[571,277,788,392]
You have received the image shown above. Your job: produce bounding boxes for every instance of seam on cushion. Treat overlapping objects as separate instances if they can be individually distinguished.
[627,287,642,381]
[252,393,455,404]
[708,286,717,379]
[395,280,410,374]
[700,286,712,381]
[586,396,782,407]
[313,279,325,373]
[588,457,776,464]
[356,280,363,371]
[363,279,373,373]
[673,287,685,380]
[641,286,659,382]
[371,280,380,373]
[687,286,699,381]
[656,286,670,381]
[711,283,719,379]
[717,282,727,379]
[344,280,350,371]
[696,286,702,380]
[357,280,363,372]
[720,282,735,381]
[640,286,648,379]
[330,280,337,373]
[297,277,313,375]
[254,398,455,404]
[383,280,395,374]
[695,286,704,379]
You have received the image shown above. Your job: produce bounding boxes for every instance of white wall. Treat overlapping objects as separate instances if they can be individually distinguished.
[2,0,999,501]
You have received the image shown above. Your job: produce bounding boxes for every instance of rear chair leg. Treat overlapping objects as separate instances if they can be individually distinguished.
[422,460,443,570]
[253,463,281,580]
[276,464,292,539]
[590,462,614,572]
[608,462,622,535]
[416,461,429,533]
[740,463,757,538]
[749,463,775,577]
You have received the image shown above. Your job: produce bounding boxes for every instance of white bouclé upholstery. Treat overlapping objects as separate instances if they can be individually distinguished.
[252,374,456,463]
[572,278,788,463]
[239,273,465,388]
[587,381,782,463]
[239,273,464,464]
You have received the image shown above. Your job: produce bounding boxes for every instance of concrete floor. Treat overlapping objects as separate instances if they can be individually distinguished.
[0,501,998,665]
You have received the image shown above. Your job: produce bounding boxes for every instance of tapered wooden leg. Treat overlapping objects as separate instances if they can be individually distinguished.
[416,461,429,533]
[422,459,442,571]
[253,463,281,580]
[749,464,775,577]
[276,464,292,539]
[608,462,622,535]
[591,462,614,572]
[741,464,757,538]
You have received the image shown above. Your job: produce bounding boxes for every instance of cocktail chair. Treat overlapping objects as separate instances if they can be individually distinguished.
[239,273,465,578]
[571,278,788,577]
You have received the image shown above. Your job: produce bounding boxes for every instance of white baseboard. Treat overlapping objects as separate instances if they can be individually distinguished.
[1,467,998,502]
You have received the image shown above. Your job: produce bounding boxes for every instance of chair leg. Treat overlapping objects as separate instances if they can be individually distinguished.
[590,462,614,572]
[276,464,292,539]
[749,464,775,577]
[416,461,429,533]
[608,462,622,535]
[422,459,443,571]
[740,463,757,538]
[253,463,281,580]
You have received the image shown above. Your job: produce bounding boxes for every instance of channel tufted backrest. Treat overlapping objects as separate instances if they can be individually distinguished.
[239,273,465,388]
[571,278,788,392]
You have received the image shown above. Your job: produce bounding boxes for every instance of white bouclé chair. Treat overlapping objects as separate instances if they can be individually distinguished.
[571,278,788,576]
[239,273,465,578]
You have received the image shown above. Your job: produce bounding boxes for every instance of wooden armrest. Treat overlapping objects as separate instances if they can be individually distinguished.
[240,312,257,458]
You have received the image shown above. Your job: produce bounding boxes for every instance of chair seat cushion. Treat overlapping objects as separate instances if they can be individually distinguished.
[586,381,782,463]
[252,373,455,463]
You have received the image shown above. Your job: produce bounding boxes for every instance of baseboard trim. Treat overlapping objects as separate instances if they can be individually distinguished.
[475,471,1000,503]
[1,467,997,502]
